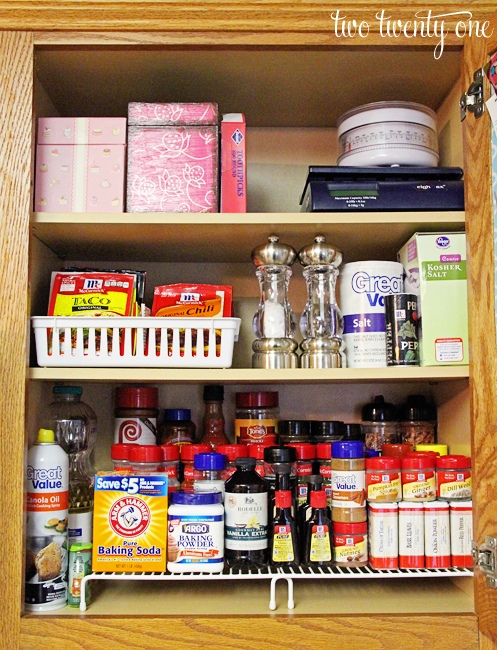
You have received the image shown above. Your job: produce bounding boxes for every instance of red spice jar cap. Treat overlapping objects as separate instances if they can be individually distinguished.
[129,445,162,463]
[333,521,368,534]
[402,456,435,470]
[111,443,137,460]
[310,490,327,509]
[406,451,440,458]
[381,443,413,458]
[160,445,180,461]
[235,391,279,408]
[181,444,212,461]
[216,444,249,461]
[316,443,333,459]
[366,456,401,470]
[115,386,158,409]
[275,490,292,509]
[286,442,316,460]
[436,455,471,469]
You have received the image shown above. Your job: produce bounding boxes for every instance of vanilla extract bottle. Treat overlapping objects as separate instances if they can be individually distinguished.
[303,490,333,567]
[270,490,299,567]
[298,474,324,554]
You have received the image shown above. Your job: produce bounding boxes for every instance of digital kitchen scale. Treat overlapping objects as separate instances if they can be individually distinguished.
[299,166,464,212]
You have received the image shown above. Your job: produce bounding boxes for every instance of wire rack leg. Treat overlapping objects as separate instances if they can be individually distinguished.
[269,575,295,611]
[79,575,89,612]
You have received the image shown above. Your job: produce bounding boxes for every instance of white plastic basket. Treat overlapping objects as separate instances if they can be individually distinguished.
[32,316,241,368]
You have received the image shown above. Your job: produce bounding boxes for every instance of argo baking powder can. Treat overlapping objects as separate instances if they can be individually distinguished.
[385,293,419,366]
[340,261,403,368]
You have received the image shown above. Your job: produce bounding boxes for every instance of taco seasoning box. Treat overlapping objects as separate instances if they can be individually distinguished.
[331,441,366,523]
[68,543,92,607]
[286,443,316,507]
[366,456,402,503]
[216,444,249,479]
[398,501,424,568]
[333,521,368,568]
[450,501,473,568]
[114,386,159,445]
[111,443,138,472]
[235,391,279,445]
[401,456,436,502]
[424,500,451,568]
[368,502,399,569]
[436,455,472,501]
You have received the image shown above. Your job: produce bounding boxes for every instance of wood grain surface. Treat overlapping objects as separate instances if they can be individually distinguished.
[462,11,497,644]
[0,31,33,650]
[20,614,478,650]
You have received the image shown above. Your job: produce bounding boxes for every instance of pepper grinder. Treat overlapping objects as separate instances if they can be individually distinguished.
[251,235,298,369]
[298,235,344,368]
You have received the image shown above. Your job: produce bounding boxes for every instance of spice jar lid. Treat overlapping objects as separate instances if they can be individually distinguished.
[416,444,447,456]
[361,395,397,422]
[194,452,227,471]
[310,420,344,439]
[366,456,401,470]
[236,391,279,408]
[275,490,292,509]
[251,235,297,267]
[382,443,413,458]
[364,449,380,458]
[307,474,324,487]
[405,451,440,458]
[160,445,180,461]
[310,490,327,509]
[278,420,310,438]
[332,441,365,459]
[181,444,212,460]
[401,456,435,470]
[171,490,222,506]
[115,386,158,409]
[248,444,269,460]
[129,445,162,463]
[111,443,137,460]
[286,443,316,460]
[333,521,368,534]
[235,456,257,470]
[216,444,249,461]
[263,446,297,464]
[298,235,343,268]
[342,423,364,441]
[398,394,433,421]
[436,455,471,469]
[316,443,333,459]
[203,385,224,401]
[164,409,191,421]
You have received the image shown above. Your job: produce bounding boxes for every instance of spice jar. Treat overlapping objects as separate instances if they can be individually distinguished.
[401,456,436,501]
[286,443,316,507]
[111,443,137,472]
[279,420,310,445]
[416,444,447,456]
[316,443,333,505]
[180,443,211,489]
[129,445,162,473]
[399,395,436,447]
[200,385,229,448]
[368,502,399,569]
[158,409,196,447]
[381,443,413,459]
[342,423,364,442]
[450,501,473,567]
[310,420,343,445]
[248,441,276,477]
[361,395,398,451]
[436,455,471,501]
[263,446,298,518]
[333,522,368,567]
[235,391,279,445]
[366,456,402,502]
[114,386,159,445]
[424,501,451,568]
[160,445,180,494]
[216,444,249,479]
[194,452,227,499]
[399,501,424,568]
[331,441,366,523]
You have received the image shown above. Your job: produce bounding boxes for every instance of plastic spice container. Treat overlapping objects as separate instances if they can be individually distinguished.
[180,443,212,489]
[416,444,448,456]
[279,420,311,445]
[361,395,399,451]
[310,420,343,445]
[401,456,436,501]
[129,445,162,473]
[368,502,399,569]
[341,423,364,442]
[194,452,227,499]
[333,522,368,567]
[424,501,451,568]
[111,443,137,471]
[248,442,275,477]
[436,455,471,501]
[286,443,316,507]
[399,395,436,447]
[114,386,159,445]
[316,443,333,505]
[331,441,366,523]
[450,501,473,567]
[366,456,402,502]
[158,409,196,447]
[398,501,424,568]
[160,445,180,494]
[216,444,249,479]
[381,443,413,458]
[167,490,224,573]
[235,391,279,445]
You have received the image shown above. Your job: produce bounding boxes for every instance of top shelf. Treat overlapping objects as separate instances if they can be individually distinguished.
[32,211,465,263]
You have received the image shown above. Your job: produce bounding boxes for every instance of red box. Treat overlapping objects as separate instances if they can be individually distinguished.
[221,114,246,213]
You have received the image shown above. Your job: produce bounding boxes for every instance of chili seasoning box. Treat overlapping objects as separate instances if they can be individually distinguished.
[221,113,246,213]
[35,117,126,213]
[127,102,219,213]
[93,472,168,572]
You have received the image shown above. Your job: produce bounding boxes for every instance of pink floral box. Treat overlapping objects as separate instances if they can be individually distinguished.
[128,102,218,126]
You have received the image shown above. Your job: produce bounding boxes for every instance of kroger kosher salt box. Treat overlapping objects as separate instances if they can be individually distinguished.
[398,232,468,366]
[35,118,126,213]
[127,102,219,213]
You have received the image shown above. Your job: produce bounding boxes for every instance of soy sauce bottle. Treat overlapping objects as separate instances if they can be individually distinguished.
[298,474,324,554]
[303,490,333,567]
[270,490,299,567]
[224,457,269,568]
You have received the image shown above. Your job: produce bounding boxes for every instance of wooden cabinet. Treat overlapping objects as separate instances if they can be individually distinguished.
[1,5,497,649]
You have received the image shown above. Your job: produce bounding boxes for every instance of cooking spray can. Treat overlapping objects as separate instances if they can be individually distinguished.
[385,293,419,366]
[25,429,69,611]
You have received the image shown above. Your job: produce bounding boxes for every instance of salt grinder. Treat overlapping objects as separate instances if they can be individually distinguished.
[298,235,344,368]
[251,235,298,369]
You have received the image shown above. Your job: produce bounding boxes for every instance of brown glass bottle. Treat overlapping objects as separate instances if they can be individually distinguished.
[303,490,333,567]
[199,385,229,448]
[224,457,269,568]
[270,490,299,567]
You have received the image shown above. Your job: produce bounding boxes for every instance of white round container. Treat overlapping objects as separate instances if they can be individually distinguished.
[340,261,403,368]
[368,502,398,569]
[398,501,424,569]
[167,491,224,573]
[450,500,473,568]
[337,101,439,167]
[424,500,451,568]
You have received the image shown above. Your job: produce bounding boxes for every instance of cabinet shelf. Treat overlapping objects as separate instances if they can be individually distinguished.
[31,211,465,263]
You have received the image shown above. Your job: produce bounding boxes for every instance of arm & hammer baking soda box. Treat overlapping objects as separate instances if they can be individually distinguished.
[398,232,468,366]
[93,473,168,572]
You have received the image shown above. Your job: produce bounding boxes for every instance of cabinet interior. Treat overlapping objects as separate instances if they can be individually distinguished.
[26,43,473,617]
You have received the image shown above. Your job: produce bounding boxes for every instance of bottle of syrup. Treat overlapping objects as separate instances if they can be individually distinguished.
[270,490,299,567]
[303,490,333,567]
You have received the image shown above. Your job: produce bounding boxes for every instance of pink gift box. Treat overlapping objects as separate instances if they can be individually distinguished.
[35,118,126,213]
[127,103,219,213]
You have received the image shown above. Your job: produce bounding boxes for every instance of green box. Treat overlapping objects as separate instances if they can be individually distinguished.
[398,232,468,366]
